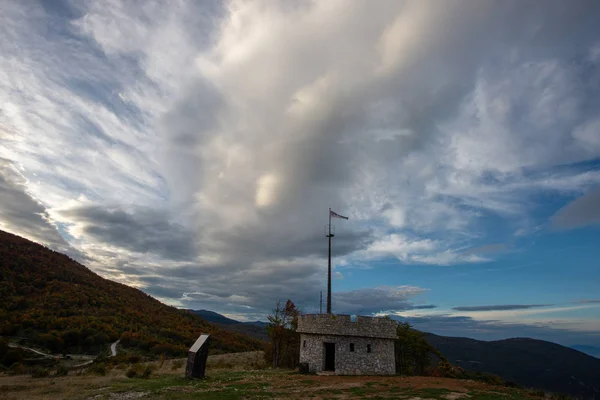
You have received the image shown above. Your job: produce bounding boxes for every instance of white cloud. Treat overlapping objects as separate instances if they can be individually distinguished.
[1,0,600,319]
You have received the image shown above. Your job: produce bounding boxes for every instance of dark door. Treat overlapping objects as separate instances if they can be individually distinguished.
[324,342,335,371]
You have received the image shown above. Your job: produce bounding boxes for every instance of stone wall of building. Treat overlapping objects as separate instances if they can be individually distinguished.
[299,333,395,375]
[297,314,397,339]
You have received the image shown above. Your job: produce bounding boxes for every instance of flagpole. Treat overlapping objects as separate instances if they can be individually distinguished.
[327,207,332,314]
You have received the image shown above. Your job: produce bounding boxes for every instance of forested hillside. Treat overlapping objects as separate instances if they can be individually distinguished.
[0,230,263,356]
[425,333,600,399]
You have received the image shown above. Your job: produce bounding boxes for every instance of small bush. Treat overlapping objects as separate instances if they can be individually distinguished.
[54,365,69,377]
[89,362,106,376]
[127,355,141,364]
[9,362,26,375]
[31,367,50,378]
[126,368,137,378]
[171,359,184,370]
[142,365,153,378]
[159,354,166,369]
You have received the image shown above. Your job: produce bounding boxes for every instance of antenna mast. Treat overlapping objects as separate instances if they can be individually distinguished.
[325,207,348,315]
[320,291,323,314]
[326,208,333,313]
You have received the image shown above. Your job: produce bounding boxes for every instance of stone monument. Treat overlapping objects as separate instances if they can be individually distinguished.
[185,334,210,379]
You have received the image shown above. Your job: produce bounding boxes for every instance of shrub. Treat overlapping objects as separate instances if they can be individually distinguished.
[89,362,106,376]
[171,359,184,370]
[126,363,144,378]
[9,362,26,375]
[142,365,153,378]
[31,367,50,378]
[127,355,141,364]
[126,368,137,378]
[54,365,69,377]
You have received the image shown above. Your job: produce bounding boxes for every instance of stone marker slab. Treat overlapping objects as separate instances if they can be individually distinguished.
[185,334,210,379]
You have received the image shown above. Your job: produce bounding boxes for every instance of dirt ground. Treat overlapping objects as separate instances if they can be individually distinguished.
[0,352,538,400]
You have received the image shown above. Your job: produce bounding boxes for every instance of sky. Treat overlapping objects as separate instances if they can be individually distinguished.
[1,0,600,348]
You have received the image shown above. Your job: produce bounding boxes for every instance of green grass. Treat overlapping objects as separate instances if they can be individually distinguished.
[1,368,560,400]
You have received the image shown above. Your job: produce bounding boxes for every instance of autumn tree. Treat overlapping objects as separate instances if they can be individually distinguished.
[267,299,300,368]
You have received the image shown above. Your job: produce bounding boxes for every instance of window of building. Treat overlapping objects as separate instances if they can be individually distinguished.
[367,344,372,353]
[303,340,306,348]
[349,343,355,352]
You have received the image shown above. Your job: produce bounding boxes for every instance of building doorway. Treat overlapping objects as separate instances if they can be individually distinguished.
[324,342,335,371]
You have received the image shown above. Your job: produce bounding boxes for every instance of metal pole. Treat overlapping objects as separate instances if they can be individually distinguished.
[327,208,332,314]
[320,291,323,314]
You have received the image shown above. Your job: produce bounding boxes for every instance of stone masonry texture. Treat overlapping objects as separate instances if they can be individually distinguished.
[297,314,396,375]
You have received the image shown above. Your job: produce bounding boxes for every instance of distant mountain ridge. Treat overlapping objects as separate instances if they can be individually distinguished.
[191,310,241,325]
[0,230,263,356]
[570,344,600,358]
[189,310,269,341]
[424,333,600,399]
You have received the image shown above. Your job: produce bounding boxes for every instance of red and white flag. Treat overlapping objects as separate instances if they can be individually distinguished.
[330,210,349,220]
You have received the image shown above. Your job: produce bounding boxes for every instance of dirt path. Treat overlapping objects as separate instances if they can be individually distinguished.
[8,344,54,359]
[110,340,120,357]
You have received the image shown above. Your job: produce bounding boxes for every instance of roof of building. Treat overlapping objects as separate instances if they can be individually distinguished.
[297,314,397,339]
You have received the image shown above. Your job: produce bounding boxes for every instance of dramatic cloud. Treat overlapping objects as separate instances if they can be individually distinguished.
[1,0,600,336]
[59,205,196,261]
[453,304,552,312]
[334,286,432,315]
[0,159,77,257]
[551,187,600,229]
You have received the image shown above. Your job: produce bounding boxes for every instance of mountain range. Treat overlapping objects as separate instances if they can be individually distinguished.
[189,309,269,341]
[424,333,600,399]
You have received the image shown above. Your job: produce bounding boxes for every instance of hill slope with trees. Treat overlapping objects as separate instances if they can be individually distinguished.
[424,333,600,399]
[0,230,263,359]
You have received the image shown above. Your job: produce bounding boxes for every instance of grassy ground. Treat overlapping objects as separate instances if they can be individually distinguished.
[0,352,545,400]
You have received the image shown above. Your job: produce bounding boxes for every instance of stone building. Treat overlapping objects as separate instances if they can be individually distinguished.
[297,314,397,375]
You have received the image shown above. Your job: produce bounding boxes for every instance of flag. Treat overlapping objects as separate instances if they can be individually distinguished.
[330,209,349,220]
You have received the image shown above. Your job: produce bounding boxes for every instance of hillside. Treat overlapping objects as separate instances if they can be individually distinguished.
[424,333,600,399]
[190,310,269,341]
[0,230,263,358]
[570,344,600,358]
[190,310,240,325]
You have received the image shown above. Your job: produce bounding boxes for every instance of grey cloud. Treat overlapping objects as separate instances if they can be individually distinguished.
[0,159,79,258]
[210,226,374,261]
[551,187,600,229]
[60,206,196,261]
[409,305,438,310]
[173,283,434,322]
[332,286,430,315]
[395,314,600,348]
[453,304,553,312]
[144,285,186,300]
